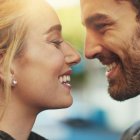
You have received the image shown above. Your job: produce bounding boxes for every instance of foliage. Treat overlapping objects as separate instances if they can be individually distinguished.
[57,6,85,53]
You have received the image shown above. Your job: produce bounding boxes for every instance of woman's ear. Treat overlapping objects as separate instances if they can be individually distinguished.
[0,53,4,86]
[10,58,18,87]
[0,72,4,86]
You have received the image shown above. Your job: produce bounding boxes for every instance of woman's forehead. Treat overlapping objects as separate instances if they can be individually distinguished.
[23,0,60,36]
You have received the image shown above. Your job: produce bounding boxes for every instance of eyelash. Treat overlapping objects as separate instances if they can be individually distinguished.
[95,23,108,30]
[94,22,114,33]
[50,40,63,48]
[94,23,111,33]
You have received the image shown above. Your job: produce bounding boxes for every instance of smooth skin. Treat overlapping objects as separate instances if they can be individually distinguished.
[0,1,80,140]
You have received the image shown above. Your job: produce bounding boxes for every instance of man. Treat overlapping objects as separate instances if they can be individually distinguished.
[80,0,140,139]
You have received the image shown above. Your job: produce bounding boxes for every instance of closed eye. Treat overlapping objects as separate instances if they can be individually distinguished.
[93,22,115,33]
[95,23,109,30]
[50,40,63,48]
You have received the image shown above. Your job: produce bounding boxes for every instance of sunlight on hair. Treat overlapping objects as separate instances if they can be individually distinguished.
[46,0,79,8]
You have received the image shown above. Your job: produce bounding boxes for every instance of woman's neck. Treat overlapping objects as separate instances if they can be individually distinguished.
[0,101,38,140]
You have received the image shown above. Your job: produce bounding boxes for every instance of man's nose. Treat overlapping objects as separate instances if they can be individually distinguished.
[84,32,103,59]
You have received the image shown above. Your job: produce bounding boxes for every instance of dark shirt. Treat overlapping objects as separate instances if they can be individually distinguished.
[0,130,48,140]
[120,121,140,140]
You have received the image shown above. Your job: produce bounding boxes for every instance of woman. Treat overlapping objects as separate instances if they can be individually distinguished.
[0,0,81,139]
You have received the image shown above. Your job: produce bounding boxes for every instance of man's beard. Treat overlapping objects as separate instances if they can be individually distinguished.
[108,26,140,101]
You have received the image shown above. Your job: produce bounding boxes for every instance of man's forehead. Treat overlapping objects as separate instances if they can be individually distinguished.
[80,0,117,24]
[80,0,124,5]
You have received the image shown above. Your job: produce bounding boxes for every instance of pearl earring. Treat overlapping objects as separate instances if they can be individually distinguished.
[11,75,17,87]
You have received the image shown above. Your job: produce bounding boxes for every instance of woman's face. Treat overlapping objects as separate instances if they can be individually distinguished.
[12,1,80,110]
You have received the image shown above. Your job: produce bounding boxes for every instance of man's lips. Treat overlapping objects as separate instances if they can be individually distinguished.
[97,53,121,79]
[105,62,119,78]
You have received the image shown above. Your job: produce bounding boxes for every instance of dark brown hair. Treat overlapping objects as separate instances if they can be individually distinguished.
[131,0,140,20]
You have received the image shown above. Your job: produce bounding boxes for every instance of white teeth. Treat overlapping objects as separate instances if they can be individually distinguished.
[67,76,70,82]
[106,62,117,72]
[59,75,71,83]
[63,76,67,82]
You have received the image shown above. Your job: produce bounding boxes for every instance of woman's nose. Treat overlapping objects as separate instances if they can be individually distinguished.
[63,42,81,66]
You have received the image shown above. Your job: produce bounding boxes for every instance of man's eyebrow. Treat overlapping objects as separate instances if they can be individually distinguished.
[45,24,62,34]
[84,13,115,26]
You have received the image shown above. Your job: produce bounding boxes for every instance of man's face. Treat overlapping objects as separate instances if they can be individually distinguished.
[81,0,140,101]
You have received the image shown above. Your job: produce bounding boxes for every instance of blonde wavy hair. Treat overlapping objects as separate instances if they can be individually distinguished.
[0,0,31,119]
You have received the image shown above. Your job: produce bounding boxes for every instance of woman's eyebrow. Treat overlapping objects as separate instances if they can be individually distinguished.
[45,24,62,34]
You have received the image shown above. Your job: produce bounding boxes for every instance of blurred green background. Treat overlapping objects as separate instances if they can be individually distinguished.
[57,6,85,53]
